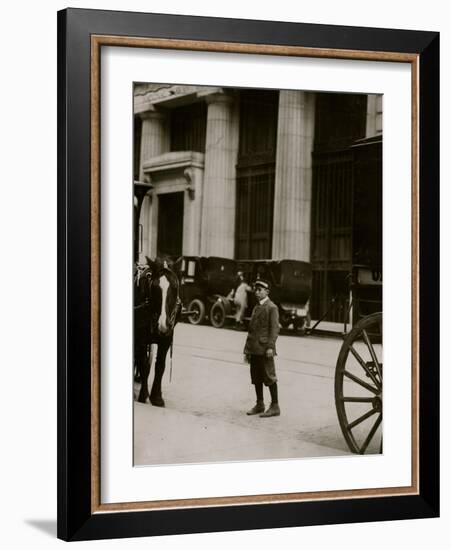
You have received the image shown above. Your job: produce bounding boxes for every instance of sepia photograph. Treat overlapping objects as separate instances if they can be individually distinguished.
[55,5,440,542]
[132,83,383,466]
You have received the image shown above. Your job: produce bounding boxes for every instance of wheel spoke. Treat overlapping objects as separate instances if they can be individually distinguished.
[341,396,374,403]
[335,313,383,455]
[359,414,382,454]
[349,344,381,389]
[362,329,382,382]
[347,407,378,430]
[343,370,379,394]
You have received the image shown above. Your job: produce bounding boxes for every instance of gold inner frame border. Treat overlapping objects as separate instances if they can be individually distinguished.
[90,34,420,514]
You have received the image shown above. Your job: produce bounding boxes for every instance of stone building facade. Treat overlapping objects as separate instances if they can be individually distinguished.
[134,83,382,320]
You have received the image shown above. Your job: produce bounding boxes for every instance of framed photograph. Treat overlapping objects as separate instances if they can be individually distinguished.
[57,8,439,541]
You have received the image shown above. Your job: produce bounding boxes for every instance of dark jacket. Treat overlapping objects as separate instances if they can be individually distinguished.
[244,298,279,355]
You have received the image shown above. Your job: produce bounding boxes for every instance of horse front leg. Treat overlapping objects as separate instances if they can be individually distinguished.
[150,338,171,407]
[137,343,151,403]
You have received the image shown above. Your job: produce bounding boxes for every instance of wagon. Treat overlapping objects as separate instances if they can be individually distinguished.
[209,259,312,331]
[334,265,382,454]
[333,135,383,454]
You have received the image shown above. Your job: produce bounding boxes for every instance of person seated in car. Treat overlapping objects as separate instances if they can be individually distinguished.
[228,271,251,328]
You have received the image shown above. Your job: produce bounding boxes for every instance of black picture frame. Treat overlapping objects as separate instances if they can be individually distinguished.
[57,8,439,541]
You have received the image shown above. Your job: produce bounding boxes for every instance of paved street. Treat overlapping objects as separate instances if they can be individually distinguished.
[134,323,352,466]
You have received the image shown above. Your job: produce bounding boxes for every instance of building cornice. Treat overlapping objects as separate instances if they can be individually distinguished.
[142,151,205,174]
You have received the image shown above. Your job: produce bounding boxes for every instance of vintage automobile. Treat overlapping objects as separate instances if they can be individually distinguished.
[173,256,238,325]
[209,259,312,332]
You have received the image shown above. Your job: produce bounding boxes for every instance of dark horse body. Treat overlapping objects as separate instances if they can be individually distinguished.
[134,259,181,407]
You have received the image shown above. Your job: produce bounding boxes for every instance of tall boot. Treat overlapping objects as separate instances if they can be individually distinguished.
[260,383,280,417]
[247,383,265,415]
[269,381,278,404]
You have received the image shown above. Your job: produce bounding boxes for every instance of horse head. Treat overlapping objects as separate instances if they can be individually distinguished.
[144,256,181,336]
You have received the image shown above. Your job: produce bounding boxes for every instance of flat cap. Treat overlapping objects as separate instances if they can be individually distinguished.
[254,279,270,290]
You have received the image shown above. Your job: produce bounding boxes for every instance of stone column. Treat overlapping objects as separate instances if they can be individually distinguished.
[200,93,239,258]
[139,110,169,179]
[272,90,315,261]
[138,110,169,261]
[138,194,152,262]
[366,94,383,137]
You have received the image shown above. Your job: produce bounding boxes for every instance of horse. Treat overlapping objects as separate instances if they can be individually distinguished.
[134,257,181,407]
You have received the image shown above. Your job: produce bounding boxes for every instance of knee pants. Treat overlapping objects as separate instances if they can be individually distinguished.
[249,354,277,386]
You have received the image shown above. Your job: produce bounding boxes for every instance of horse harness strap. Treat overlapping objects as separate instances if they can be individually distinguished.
[168,297,181,382]
[168,296,182,330]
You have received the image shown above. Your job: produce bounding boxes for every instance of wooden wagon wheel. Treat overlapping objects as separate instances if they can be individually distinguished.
[335,312,383,454]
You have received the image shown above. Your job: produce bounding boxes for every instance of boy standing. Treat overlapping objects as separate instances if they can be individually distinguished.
[244,280,280,417]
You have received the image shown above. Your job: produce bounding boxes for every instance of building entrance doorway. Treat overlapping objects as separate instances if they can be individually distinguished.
[157,192,184,258]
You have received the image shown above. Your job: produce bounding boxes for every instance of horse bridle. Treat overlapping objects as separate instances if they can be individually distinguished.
[135,265,181,333]
[156,267,181,333]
